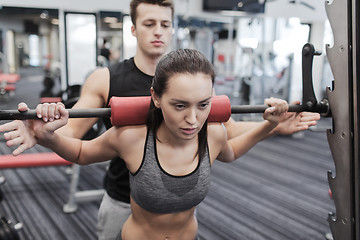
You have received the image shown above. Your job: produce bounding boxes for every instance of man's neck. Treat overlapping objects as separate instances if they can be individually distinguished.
[134,53,163,76]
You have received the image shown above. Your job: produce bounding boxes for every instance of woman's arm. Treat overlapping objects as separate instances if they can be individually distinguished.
[223,101,320,140]
[42,126,119,165]
[216,97,288,163]
[33,104,119,165]
[0,102,118,164]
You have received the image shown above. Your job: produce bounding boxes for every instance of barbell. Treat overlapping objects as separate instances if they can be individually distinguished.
[0,95,330,127]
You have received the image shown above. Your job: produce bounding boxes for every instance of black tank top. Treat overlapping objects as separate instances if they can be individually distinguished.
[103,58,153,203]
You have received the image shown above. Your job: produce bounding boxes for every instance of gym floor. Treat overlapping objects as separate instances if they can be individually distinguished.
[0,67,335,240]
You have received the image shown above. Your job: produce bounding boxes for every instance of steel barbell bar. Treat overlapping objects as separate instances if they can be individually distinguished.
[0,95,330,126]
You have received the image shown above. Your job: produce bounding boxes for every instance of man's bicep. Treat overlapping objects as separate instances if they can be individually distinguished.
[78,67,110,108]
[59,68,110,139]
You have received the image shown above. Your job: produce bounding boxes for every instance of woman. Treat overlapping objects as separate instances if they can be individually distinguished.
[0,49,288,240]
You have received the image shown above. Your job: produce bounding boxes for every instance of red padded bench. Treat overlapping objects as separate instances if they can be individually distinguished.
[3,84,16,92]
[0,152,72,168]
[0,74,20,84]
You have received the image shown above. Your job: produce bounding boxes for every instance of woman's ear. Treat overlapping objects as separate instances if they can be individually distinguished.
[150,87,161,108]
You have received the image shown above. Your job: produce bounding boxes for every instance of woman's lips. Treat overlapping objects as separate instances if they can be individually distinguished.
[181,128,197,135]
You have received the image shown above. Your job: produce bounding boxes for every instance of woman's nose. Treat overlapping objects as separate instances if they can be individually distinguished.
[185,108,197,124]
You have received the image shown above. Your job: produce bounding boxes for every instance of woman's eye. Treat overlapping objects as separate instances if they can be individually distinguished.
[175,104,185,110]
[199,103,209,109]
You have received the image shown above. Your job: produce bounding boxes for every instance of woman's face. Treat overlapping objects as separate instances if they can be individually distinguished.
[152,72,213,141]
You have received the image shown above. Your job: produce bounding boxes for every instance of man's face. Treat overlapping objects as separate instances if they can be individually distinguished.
[132,3,173,58]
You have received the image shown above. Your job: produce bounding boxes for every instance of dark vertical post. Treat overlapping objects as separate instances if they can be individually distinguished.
[351,0,360,238]
[325,0,359,239]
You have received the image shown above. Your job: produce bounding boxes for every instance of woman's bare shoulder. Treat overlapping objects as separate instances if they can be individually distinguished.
[208,123,227,141]
[114,125,148,146]
[207,123,228,163]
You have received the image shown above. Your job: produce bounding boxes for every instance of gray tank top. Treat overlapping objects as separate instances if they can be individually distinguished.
[129,130,211,214]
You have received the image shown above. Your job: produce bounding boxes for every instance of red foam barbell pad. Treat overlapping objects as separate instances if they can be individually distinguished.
[109,96,151,127]
[109,95,231,126]
[208,95,231,122]
[0,152,72,168]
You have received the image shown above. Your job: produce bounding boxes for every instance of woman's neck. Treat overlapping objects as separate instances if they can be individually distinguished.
[155,123,198,148]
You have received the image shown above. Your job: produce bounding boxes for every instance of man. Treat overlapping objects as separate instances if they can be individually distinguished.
[100,39,112,61]
[8,0,320,239]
